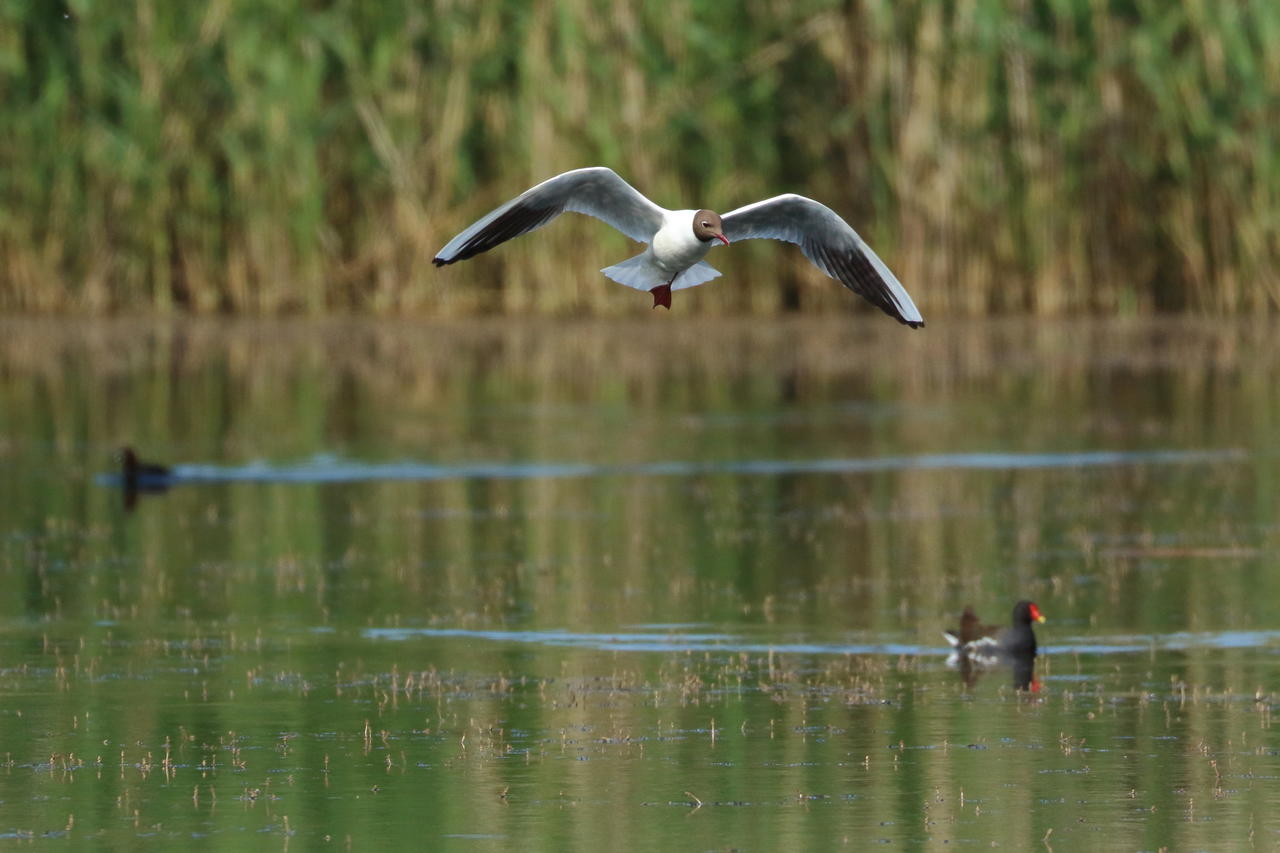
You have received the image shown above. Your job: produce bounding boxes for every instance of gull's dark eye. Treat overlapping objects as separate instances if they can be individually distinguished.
[701,221,709,227]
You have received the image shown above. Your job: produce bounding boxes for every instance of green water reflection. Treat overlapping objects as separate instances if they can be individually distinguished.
[1,317,1279,848]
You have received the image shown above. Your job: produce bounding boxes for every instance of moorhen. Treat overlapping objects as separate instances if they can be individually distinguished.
[945,600,1044,661]
[119,446,171,490]
[117,446,172,510]
[944,600,1045,689]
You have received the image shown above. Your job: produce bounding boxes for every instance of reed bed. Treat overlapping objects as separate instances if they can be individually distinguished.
[2,0,1277,316]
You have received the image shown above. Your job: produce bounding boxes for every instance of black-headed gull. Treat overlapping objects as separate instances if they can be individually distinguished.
[433,167,923,327]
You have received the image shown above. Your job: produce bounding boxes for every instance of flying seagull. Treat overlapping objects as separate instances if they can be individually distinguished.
[433,167,923,327]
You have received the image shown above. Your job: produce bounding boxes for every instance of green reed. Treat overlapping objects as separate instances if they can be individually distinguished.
[1,0,1277,316]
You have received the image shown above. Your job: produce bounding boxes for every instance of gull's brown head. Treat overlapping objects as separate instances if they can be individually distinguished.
[692,210,729,245]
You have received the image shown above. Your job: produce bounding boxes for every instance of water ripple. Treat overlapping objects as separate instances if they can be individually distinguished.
[362,625,1280,657]
[363,627,936,657]
[100,447,1246,486]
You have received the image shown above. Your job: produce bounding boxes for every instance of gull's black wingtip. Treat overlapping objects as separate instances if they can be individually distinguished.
[432,256,449,267]
[907,318,925,329]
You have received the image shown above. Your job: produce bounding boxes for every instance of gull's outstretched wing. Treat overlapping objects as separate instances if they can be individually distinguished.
[434,167,668,265]
[721,194,923,328]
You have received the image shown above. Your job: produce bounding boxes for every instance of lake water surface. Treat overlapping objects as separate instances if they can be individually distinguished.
[1,316,1278,849]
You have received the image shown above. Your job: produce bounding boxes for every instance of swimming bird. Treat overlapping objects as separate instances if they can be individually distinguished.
[944,600,1045,690]
[944,600,1045,663]
[117,446,172,510]
[433,167,924,327]
[119,446,171,490]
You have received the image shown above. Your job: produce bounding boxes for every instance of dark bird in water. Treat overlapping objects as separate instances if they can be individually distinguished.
[944,600,1045,690]
[117,446,172,510]
[433,167,924,325]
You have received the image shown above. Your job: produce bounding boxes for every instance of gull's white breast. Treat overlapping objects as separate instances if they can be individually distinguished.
[649,210,712,277]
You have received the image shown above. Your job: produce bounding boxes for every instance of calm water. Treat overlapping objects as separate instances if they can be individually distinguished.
[2,316,1279,849]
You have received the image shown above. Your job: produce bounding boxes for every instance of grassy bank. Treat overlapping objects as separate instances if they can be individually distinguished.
[2,0,1277,316]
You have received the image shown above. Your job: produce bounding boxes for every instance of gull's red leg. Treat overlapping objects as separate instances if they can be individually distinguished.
[650,279,674,310]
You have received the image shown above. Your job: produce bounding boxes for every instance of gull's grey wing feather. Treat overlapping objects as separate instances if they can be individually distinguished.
[721,194,924,328]
[434,167,667,265]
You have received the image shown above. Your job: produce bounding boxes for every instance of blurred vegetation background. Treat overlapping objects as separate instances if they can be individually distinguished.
[2,0,1277,317]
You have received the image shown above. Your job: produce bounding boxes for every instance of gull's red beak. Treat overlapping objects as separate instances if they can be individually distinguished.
[715,233,729,246]
[1030,603,1045,623]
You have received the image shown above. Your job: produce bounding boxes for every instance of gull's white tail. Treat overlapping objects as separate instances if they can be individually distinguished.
[601,253,722,291]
